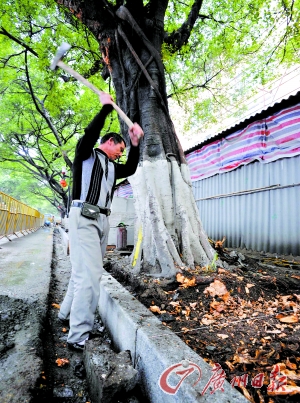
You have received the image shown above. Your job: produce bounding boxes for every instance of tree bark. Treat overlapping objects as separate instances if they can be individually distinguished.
[57,0,218,277]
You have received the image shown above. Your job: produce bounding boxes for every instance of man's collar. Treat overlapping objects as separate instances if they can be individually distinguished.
[96,148,108,157]
[95,147,115,162]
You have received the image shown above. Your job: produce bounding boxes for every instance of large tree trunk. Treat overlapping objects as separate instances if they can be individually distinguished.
[58,0,217,277]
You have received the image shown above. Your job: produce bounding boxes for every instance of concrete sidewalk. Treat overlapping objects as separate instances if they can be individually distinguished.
[0,227,53,403]
[0,228,247,402]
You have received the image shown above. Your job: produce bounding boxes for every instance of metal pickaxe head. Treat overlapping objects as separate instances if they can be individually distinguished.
[50,42,71,70]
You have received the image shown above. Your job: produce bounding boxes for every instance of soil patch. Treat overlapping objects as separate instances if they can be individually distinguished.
[104,245,300,403]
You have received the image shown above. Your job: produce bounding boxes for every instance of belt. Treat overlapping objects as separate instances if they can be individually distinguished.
[71,201,111,216]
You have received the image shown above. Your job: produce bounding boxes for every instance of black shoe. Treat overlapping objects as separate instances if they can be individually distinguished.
[88,332,101,340]
[67,342,85,352]
[67,332,100,352]
[58,317,69,326]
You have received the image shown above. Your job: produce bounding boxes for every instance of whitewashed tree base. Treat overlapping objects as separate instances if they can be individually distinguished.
[129,159,218,278]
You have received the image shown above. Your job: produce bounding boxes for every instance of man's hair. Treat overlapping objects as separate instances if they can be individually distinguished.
[101,132,126,146]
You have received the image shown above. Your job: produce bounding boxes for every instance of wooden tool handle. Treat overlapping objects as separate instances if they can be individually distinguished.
[57,60,134,129]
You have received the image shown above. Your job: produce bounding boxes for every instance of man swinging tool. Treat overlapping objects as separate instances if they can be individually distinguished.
[58,92,144,351]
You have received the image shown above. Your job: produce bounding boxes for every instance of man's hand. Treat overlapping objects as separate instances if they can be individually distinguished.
[98,92,114,105]
[129,123,144,146]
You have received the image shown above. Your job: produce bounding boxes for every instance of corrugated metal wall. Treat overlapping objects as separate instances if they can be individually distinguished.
[193,155,300,256]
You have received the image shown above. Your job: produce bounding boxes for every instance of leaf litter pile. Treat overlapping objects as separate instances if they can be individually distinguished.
[105,243,300,403]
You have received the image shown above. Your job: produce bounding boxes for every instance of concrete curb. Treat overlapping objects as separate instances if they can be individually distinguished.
[57,228,247,401]
[98,271,248,402]
[58,226,69,255]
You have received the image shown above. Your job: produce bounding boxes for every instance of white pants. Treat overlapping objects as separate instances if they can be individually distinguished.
[59,206,109,344]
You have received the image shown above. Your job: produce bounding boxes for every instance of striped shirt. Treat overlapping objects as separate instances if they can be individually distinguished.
[72,105,139,207]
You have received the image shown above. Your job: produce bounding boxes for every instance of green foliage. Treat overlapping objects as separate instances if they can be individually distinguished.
[0,166,56,213]
[0,0,120,210]
[0,0,299,208]
[164,0,300,136]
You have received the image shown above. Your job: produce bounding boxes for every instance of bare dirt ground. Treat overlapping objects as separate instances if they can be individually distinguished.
[104,242,300,403]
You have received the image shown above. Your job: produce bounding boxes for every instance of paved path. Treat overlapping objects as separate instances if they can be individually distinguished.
[0,228,53,403]
[0,228,53,302]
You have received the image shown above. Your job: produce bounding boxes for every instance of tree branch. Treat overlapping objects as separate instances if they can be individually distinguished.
[198,14,226,24]
[24,51,73,168]
[0,27,38,57]
[117,25,169,117]
[167,68,222,98]
[116,5,168,105]
[128,55,154,94]
[164,0,204,51]
[147,0,169,21]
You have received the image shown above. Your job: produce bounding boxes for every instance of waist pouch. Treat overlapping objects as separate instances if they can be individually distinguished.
[80,202,100,220]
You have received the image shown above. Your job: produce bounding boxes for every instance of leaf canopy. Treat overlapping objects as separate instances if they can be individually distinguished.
[0,0,299,208]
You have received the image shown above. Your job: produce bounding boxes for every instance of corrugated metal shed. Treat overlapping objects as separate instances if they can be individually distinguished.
[185,91,300,155]
[193,153,300,256]
[185,91,300,256]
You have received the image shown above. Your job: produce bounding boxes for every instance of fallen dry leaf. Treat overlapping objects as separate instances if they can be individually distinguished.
[201,317,215,325]
[204,279,228,298]
[215,237,226,249]
[256,389,265,403]
[221,292,230,303]
[278,333,287,338]
[279,295,293,304]
[210,300,226,313]
[182,307,191,317]
[279,364,300,381]
[232,352,252,364]
[149,305,161,314]
[176,273,196,288]
[56,358,70,367]
[282,370,300,381]
[225,360,235,370]
[217,334,229,339]
[286,358,297,370]
[276,314,298,323]
[51,303,60,309]
[267,385,300,396]
[169,301,181,307]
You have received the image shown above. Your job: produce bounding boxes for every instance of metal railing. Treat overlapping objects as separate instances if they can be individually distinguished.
[0,192,44,239]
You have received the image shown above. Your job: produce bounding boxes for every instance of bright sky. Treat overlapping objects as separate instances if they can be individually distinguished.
[172,66,300,151]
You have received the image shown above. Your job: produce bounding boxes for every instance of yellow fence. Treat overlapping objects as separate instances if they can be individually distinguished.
[0,192,44,239]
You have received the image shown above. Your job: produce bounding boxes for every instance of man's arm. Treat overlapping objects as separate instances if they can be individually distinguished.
[115,123,144,179]
[75,104,113,161]
[115,144,140,179]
